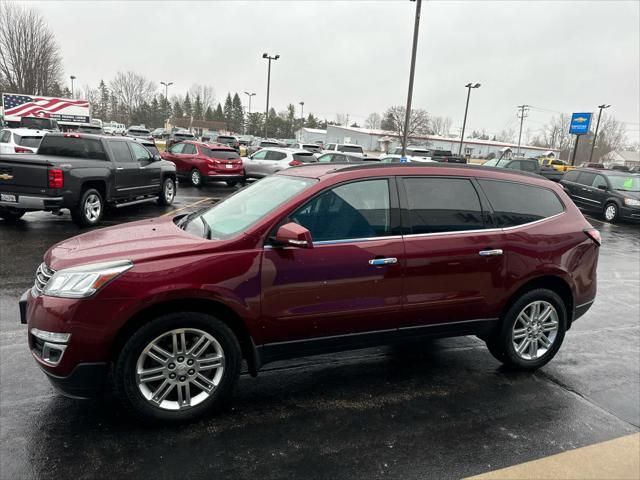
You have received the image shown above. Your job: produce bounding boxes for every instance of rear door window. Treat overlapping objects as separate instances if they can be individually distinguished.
[130,142,152,162]
[290,179,391,242]
[266,151,287,161]
[577,171,597,185]
[182,144,197,155]
[563,170,580,182]
[338,145,363,154]
[403,177,485,234]
[169,143,185,154]
[592,175,608,189]
[293,153,316,163]
[478,179,565,227]
[108,140,135,162]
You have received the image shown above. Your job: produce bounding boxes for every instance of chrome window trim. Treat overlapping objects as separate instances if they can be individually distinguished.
[264,235,403,249]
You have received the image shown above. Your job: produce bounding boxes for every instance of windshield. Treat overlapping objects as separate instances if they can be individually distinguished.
[302,144,321,152]
[261,141,278,147]
[609,175,640,192]
[191,175,316,240]
[14,134,43,148]
[483,158,511,167]
[338,145,363,153]
[203,147,240,160]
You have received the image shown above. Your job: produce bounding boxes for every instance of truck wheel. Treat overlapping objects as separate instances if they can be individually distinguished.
[71,188,104,227]
[0,207,25,222]
[190,169,202,187]
[113,312,241,423]
[157,177,176,206]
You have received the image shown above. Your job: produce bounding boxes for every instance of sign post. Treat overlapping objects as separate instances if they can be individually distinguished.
[568,112,592,166]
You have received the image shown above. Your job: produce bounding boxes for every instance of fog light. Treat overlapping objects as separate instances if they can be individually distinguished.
[31,328,70,344]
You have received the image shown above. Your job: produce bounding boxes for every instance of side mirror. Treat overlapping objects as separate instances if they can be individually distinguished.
[153,154,161,162]
[597,184,607,191]
[275,222,313,248]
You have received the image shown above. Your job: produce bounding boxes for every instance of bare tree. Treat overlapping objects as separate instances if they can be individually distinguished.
[189,84,215,115]
[109,71,156,123]
[0,3,63,95]
[365,112,381,130]
[494,128,517,144]
[593,113,627,160]
[335,113,348,126]
[383,105,430,147]
[430,115,453,136]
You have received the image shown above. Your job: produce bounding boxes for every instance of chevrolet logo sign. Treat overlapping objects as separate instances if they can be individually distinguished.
[0,173,13,180]
[574,117,588,123]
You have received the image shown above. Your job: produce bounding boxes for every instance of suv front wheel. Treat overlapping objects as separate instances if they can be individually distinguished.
[486,288,567,370]
[113,312,241,423]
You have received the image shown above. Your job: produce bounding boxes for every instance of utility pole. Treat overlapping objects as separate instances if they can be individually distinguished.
[516,104,529,155]
[589,104,611,163]
[401,0,422,157]
[262,53,279,138]
[244,92,256,134]
[70,75,76,98]
[458,83,481,156]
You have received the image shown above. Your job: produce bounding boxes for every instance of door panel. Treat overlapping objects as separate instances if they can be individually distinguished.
[129,142,160,193]
[108,140,142,197]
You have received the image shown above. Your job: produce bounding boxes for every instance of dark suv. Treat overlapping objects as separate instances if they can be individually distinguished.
[20,163,600,422]
[561,168,640,223]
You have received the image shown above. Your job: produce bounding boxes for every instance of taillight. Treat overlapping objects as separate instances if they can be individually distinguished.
[48,168,63,188]
[289,160,303,166]
[64,133,80,138]
[14,146,31,153]
[584,228,601,246]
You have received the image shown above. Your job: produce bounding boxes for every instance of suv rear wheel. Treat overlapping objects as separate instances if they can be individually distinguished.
[485,288,566,370]
[190,169,202,187]
[113,312,241,423]
[71,188,104,227]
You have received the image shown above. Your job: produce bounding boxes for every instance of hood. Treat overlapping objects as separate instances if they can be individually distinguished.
[616,190,640,200]
[45,216,210,271]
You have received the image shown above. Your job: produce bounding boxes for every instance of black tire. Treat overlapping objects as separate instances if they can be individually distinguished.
[225,180,238,187]
[157,177,176,206]
[486,288,567,371]
[113,312,241,423]
[0,207,25,222]
[71,188,104,227]
[190,169,203,187]
[603,202,618,223]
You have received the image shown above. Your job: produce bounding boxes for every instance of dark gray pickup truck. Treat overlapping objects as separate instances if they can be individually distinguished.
[0,133,177,226]
[482,157,564,182]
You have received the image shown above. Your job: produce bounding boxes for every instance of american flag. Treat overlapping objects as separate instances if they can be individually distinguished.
[3,94,89,118]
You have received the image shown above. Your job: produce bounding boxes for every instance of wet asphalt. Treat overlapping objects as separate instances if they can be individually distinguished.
[0,183,638,479]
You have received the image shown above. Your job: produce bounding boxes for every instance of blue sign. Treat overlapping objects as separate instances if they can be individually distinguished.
[569,112,592,135]
[400,156,408,163]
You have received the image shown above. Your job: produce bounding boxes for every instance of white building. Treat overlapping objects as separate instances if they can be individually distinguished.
[602,150,640,169]
[295,127,327,143]
[323,125,560,159]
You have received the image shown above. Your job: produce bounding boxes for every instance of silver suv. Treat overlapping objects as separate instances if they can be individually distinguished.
[243,148,317,179]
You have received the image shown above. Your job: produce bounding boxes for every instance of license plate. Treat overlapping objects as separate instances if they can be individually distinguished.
[1,193,17,203]
[225,164,233,169]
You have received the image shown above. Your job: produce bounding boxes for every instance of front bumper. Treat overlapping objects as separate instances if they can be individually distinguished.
[619,205,640,222]
[41,362,109,399]
[0,195,63,210]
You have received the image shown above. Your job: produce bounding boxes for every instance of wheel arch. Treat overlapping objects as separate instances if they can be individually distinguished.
[110,298,261,376]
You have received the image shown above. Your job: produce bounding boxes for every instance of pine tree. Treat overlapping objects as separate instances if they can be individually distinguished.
[98,80,109,120]
[204,106,214,121]
[193,93,204,120]
[286,103,296,137]
[231,93,244,133]
[183,93,192,117]
[173,99,184,119]
[214,103,224,121]
[223,94,233,130]
[150,96,160,127]
[306,113,319,129]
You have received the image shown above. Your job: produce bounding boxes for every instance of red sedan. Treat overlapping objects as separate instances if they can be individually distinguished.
[161,141,244,187]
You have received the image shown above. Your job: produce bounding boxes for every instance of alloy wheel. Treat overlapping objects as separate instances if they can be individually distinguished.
[511,300,559,360]
[84,194,101,222]
[135,328,225,411]
[164,180,175,202]
[191,170,201,186]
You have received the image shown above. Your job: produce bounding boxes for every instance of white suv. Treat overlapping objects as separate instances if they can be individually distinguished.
[243,148,317,179]
[0,128,46,154]
[323,143,364,155]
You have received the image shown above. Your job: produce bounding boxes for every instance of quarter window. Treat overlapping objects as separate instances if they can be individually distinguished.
[251,150,268,160]
[403,177,485,234]
[266,151,287,161]
[479,180,564,227]
[290,179,391,242]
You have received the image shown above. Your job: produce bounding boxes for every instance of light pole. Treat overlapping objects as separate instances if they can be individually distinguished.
[589,104,611,163]
[70,75,76,98]
[401,0,422,158]
[244,91,256,134]
[160,81,173,127]
[299,101,304,139]
[262,53,279,137]
[458,83,481,156]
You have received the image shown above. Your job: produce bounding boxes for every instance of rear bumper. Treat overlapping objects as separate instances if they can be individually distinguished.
[205,173,244,180]
[573,299,595,323]
[41,362,109,399]
[0,195,63,210]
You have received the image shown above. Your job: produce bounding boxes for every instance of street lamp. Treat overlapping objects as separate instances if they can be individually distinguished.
[589,104,611,163]
[244,91,256,134]
[70,75,76,98]
[262,53,279,137]
[160,81,173,127]
[299,101,304,139]
[458,82,481,156]
[401,0,422,157]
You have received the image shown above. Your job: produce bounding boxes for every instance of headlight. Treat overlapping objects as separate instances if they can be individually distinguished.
[43,260,133,298]
[624,197,640,207]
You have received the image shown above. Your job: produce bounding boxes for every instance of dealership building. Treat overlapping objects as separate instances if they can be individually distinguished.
[298,125,560,159]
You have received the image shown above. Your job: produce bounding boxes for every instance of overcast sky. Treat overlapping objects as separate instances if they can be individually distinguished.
[33,0,640,140]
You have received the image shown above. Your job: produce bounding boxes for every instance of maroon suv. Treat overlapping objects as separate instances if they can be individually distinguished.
[20,163,600,422]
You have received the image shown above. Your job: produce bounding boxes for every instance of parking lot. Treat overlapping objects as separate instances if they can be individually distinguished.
[0,182,638,479]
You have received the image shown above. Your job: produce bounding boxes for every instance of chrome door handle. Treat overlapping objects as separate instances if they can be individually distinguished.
[479,249,503,257]
[368,257,398,266]
[116,167,124,171]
